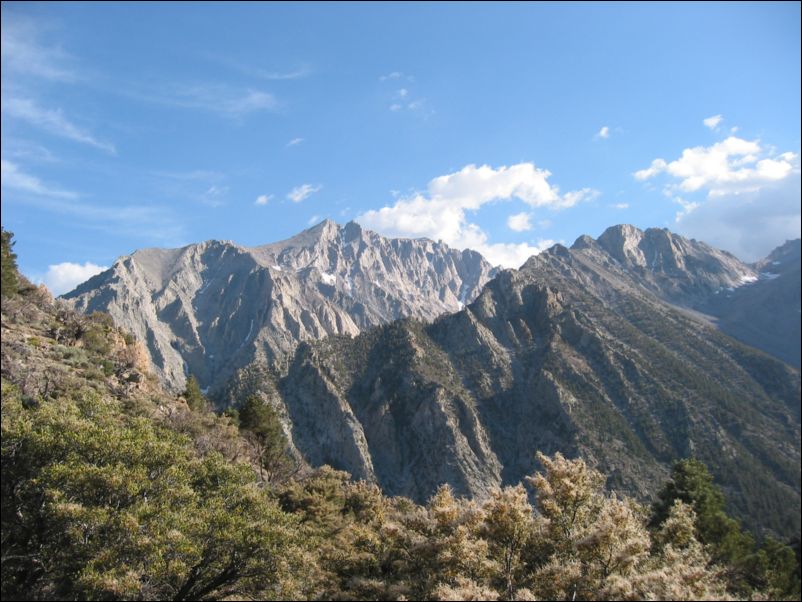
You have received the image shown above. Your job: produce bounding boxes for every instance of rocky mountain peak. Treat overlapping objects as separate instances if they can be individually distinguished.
[342,220,363,241]
[64,221,498,392]
[596,224,646,265]
[570,234,598,250]
[754,238,801,274]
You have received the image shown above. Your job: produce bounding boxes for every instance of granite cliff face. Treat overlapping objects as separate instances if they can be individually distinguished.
[62,220,496,392]
[223,226,801,536]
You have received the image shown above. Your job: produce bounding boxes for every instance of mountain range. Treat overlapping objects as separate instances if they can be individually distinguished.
[63,222,801,535]
[64,220,496,392]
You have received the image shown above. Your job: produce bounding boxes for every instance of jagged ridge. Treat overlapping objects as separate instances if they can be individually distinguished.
[63,220,497,392]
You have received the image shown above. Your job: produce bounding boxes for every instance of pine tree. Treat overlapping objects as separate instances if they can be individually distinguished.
[651,458,800,598]
[183,374,208,412]
[1,227,20,298]
[239,395,294,483]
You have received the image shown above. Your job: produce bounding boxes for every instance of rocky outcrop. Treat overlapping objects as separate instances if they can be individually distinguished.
[582,225,758,305]
[62,220,497,391]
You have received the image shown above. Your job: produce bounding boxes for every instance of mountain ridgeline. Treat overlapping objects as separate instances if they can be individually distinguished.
[223,227,800,535]
[64,222,801,536]
[64,220,496,392]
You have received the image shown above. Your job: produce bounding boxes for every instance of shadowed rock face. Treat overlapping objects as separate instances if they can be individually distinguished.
[227,237,799,536]
[706,239,801,368]
[62,220,497,392]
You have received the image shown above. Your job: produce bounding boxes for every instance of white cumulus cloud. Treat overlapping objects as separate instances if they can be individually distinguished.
[254,194,271,206]
[357,163,593,268]
[634,136,797,197]
[287,183,322,203]
[507,212,533,232]
[636,132,800,260]
[478,240,557,269]
[43,261,107,296]
[703,114,723,130]
[597,126,610,139]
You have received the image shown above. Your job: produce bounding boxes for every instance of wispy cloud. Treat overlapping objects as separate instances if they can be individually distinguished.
[387,85,428,114]
[20,193,184,245]
[206,55,312,81]
[596,126,610,139]
[287,183,322,203]
[286,137,304,147]
[358,163,596,267]
[248,67,311,80]
[3,96,116,154]
[703,114,723,130]
[254,194,271,206]
[1,160,77,198]
[132,83,278,117]
[200,185,228,207]
[671,196,699,219]
[2,160,185,244]
[379,71,414,82]
[152,169,225,182]
[1,139,60,163]
[1,17,77,82]
[379,73,429,114]
[307,214,322,226]
[611,202,629,210]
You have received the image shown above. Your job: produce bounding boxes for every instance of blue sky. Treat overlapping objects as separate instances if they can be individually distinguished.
[2,2,800,294]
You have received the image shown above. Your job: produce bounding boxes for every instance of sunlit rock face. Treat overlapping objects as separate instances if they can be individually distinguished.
[63,219,497,391]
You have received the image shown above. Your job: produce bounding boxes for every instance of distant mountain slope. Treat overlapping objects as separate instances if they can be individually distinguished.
[228,239,800,535]
[704,239,801,368]
[572,226,801,368]
[63,220,496,391]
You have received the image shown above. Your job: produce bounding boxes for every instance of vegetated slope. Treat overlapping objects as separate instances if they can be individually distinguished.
[1,272,302,600]
[63,220,496,392]
[225,229,801,536]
